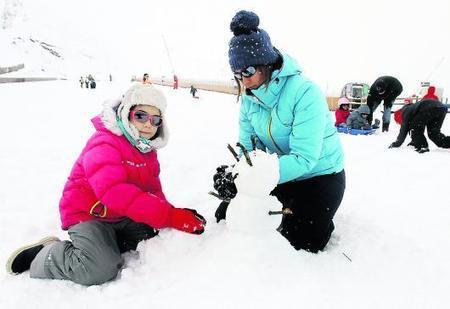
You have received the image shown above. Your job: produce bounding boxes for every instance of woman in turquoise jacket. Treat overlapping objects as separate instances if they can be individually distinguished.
[218,10,345,252]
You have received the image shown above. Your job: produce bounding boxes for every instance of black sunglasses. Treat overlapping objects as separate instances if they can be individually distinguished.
[233,66,258,80]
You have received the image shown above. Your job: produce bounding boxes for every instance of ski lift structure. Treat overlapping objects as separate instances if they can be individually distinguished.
[340,82,370,110]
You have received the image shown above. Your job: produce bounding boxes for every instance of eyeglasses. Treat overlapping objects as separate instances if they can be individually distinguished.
[233,66,257,80]
[130,110,163,127]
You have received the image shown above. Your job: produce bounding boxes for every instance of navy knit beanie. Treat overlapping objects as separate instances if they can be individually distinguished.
[228,10,279,72]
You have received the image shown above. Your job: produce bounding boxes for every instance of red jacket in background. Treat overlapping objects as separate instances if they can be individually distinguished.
[335,108,350,126]
[422,86,439,100]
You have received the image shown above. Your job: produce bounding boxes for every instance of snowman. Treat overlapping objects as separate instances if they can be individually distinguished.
[224,148,282,232]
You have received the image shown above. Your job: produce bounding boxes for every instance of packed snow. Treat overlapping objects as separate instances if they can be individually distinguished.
[0,80,449,308]
[227,149,281,231]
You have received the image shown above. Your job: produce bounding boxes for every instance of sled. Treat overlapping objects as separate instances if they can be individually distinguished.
[336,126,376,135]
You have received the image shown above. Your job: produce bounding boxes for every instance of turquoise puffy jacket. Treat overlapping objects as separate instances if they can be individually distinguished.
[239,54,344,184]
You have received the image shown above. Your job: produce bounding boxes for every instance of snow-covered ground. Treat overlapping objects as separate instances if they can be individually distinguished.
[0,81,449,308]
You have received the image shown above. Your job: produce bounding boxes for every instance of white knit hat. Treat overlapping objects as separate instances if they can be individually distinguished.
[101,83,169,151]
[338,97,350,106]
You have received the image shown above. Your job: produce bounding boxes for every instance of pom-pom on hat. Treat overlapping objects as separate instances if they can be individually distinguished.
[228,10,279,72]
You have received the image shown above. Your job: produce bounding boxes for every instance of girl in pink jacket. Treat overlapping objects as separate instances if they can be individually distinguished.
[6,83,206,285]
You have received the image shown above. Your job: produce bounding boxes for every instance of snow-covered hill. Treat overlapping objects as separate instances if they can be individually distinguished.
[0,0,118,79]
[2,0,450,95]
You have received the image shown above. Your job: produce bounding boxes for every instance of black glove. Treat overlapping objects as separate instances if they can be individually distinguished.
[213,165,237,200]
[389,141,400,148]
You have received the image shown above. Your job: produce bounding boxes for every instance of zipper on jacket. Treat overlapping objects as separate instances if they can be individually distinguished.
[267,114,284,154]
[251,92,284,155]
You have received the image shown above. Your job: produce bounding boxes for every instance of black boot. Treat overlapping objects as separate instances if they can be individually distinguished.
[382,123,390,132]
[372,119,380,129]
[415,147,430,154]
[6,236,60,274]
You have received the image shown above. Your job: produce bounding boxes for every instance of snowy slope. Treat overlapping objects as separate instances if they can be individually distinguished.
[0,81,449,308]
[2,0,450,95]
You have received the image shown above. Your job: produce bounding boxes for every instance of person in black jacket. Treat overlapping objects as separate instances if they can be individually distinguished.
[389,99,450,153]
[367,76,403,132]
[190,85,198,98]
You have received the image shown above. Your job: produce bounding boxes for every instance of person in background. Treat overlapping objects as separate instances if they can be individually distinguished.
[6,83,206,285]
[422,86,439,100]
[88,75,96,89]
[142,73,151,84]
[190,85,198,98]
[346,104,380,130]
[389,99,450,153]
[214,10,345,253]
[79,76,85,88]
[173,74,178,89]
[335,97,351,127]
[367,76,403,132]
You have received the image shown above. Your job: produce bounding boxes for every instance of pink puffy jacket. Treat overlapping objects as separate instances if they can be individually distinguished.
[59,116,172,230]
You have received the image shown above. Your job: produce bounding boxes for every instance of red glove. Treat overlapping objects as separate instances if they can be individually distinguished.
[167,208,206,234]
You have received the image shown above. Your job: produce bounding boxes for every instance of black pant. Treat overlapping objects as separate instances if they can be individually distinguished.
[410,106,450,149]
[271,170,346,253]
[367,95,397,124]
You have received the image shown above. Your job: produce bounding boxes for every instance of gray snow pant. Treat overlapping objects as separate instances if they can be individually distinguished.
[30,218,158,286]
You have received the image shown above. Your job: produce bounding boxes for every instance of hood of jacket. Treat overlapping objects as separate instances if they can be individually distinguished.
[247,53,302,109]
[356,104,370,114]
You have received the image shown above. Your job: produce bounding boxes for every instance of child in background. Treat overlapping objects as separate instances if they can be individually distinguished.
[6,83,206,286]
[335,97,351,127]
[346,104,380,130]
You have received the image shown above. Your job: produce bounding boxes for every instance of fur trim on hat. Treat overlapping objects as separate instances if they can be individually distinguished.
[100,84,169,150]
